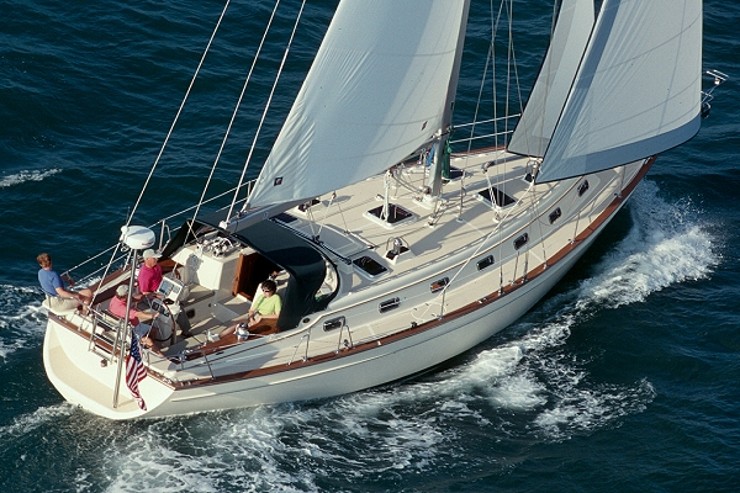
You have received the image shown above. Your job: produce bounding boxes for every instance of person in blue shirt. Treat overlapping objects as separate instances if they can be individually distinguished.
[37,252,92,311]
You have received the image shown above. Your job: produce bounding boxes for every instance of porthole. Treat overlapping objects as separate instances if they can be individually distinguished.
[430,277,450,293]
[323,316,345,332]
[549,207,562,224]
[477,255,495,271]
[379,298,401,313]
[514,233,529,250]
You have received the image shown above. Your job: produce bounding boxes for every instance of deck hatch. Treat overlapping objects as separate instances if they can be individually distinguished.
[367,203,414,224]
[478,187,515,207]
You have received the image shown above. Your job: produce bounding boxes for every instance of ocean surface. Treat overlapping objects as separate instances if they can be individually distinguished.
[1,1,738,492]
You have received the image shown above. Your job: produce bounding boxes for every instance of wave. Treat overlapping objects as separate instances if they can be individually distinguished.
[0,403,75,441]
[575,180,720,313]
[0,285,46,362]
[0,169,61,189]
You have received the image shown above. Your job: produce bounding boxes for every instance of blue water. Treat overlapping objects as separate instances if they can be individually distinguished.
[1,1,738,492]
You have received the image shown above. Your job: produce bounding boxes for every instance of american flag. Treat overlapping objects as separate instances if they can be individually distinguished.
[125,335,148,411]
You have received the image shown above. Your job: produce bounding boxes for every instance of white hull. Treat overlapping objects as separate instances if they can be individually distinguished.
[42,149,651,419]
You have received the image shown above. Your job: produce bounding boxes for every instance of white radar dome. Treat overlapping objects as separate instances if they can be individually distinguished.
[119,225,156,251]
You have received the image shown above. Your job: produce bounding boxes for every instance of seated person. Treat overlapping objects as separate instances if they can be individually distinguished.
[109,284,164,356]
[220,279,281,338]
[37,252,93,311]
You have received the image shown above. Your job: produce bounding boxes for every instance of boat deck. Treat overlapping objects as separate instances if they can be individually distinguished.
[147,149,640,381]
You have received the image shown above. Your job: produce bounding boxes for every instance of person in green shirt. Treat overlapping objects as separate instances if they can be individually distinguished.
[219,279,282,339]
[246,279,281,326]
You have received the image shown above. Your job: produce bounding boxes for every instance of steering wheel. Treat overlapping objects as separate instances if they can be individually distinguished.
[140,295,176,345]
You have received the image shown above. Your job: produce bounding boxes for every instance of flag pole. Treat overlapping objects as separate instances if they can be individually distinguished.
[112,249,140,409]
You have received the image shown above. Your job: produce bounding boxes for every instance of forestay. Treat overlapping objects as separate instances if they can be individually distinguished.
[246,0,470,209]
[537,0,703,183]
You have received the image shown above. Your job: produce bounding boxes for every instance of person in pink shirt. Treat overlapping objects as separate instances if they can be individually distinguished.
[137,249,163,297]
[109,284,164,356]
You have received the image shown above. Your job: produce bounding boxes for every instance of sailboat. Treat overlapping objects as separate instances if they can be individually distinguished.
[41,0,725,420]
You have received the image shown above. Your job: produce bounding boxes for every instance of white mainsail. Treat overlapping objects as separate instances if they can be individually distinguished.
[507,0,594,158]
[247,0,471,209]
[537,0,703,183]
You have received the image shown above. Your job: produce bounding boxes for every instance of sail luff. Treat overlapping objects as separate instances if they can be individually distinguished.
[246,0,471,210]
[536,0,703,183]
[507,0,595,158]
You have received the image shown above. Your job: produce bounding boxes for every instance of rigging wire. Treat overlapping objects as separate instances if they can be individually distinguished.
[191,0,284,231]
[89,1,234,307]
[234,0,309,218]
[128,1,232,228]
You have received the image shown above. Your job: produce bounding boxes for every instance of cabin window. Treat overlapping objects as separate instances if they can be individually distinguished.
[477,255,495,271]
[430,277,450,293]
[379,298,401,313]
[367,203,413,224]
[478,187,515,207]
[514,233,529,250]
[549,207,562,224]
[323,316,345,332]
[578,180,590,197]
[353,256,388,277]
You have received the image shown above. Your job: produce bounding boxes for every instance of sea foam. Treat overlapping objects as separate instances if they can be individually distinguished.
[0,169,61,188]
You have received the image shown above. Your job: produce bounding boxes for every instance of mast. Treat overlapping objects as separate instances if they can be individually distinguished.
[426,0,471,198]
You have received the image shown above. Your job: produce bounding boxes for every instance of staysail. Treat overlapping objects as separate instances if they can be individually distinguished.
[507,0,594,158]
[537,0,703,183]
[245,0,470,209]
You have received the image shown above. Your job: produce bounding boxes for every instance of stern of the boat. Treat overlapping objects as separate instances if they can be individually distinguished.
[42,315,174,420]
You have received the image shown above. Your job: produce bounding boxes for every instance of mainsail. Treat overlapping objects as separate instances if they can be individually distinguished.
[246,0,470,209]
[537,0,703,183]
[507,0,594,158]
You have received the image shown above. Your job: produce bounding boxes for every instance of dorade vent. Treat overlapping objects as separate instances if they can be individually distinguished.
[297,198,321,213]
[477,255,495,271]
[379,297,401,313]
[478,187,515,207]
[549,207,562,224]
[365,204,415,227]
[514,233,529,250]
[323,316,345,332]
[385,237,410,262]
[430,277,450,293]
[578,180,590,197]
[353,256,388,277]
